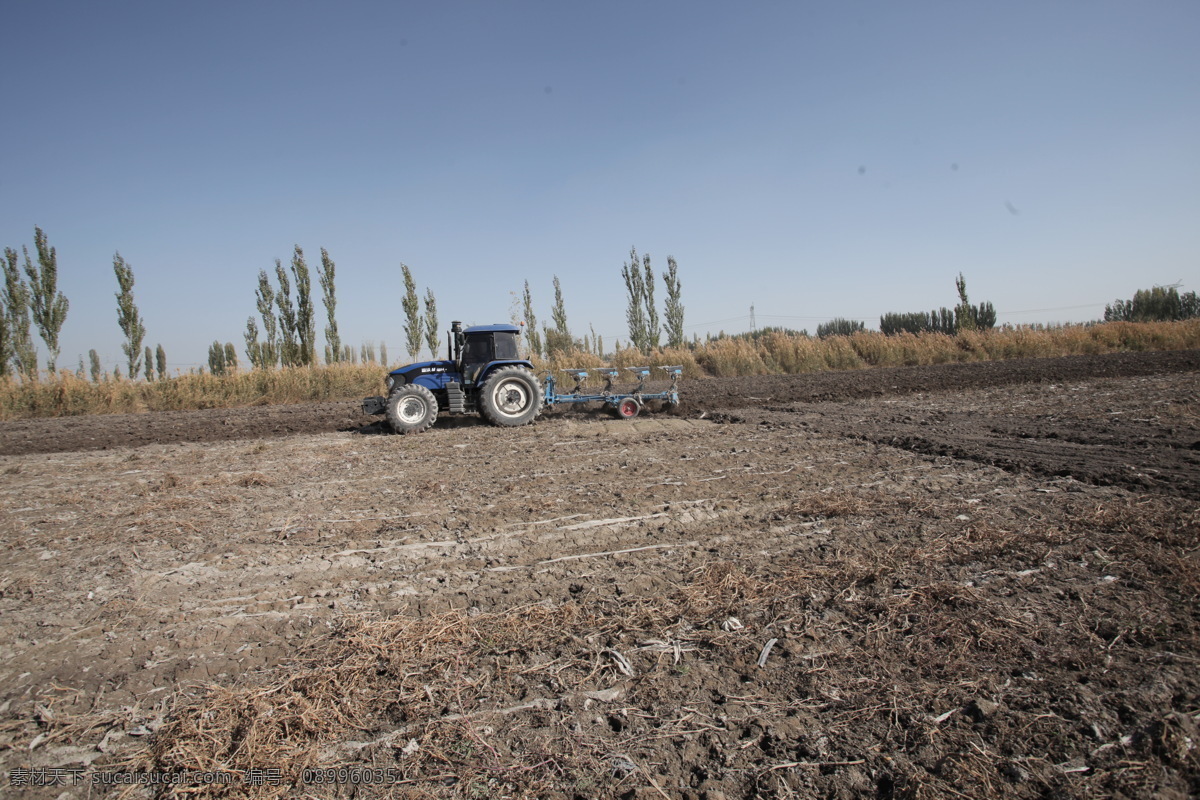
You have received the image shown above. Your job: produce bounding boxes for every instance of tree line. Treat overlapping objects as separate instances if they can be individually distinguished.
[2,228,174,382]
[2,231,687,379]
[396,246,686,363]
[9,224,1197,384]
[1104,286,1199,323]
[876,273,997,336]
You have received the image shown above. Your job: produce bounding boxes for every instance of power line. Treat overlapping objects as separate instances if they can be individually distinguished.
[995,303,1104,315]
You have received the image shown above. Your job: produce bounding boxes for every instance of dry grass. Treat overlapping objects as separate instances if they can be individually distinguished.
[2,320,1198,420]
[0,363,387,420]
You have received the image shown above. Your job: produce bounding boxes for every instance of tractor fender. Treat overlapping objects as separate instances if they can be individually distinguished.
[474,360,537,385]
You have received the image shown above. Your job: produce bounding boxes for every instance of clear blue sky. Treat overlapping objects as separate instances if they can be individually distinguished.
[2,0,1197,372]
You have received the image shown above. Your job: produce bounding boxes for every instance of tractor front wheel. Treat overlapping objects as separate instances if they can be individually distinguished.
[386,384,438,434]
[479,366,543,427]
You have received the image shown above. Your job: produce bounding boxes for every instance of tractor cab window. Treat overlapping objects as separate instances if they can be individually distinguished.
[462,335,493,367]
[494,333,519,360]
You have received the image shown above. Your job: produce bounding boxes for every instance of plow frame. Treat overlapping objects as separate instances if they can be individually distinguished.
[542,365,682,416]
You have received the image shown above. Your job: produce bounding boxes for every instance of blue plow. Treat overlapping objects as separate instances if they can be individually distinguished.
[543,366,682,419]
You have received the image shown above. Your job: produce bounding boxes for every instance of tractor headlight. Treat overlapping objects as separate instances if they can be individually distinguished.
[385,375,395,391]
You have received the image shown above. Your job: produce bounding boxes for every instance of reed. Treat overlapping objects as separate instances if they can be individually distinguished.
[2,320,1196,419]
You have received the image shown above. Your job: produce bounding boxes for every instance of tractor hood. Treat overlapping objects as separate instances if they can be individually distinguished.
[391,360,456,382]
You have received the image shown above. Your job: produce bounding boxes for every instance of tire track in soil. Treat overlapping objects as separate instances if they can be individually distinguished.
[739,369,1200,499]
[688,351,1200,498]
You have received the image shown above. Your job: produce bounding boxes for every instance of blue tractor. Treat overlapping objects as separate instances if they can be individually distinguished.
[362,321,542,434]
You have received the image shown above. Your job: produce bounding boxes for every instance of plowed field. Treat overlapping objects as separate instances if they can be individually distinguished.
[2,351,1198,799]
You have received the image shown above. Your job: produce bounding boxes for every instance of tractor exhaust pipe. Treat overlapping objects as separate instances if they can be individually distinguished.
[451,321,463,364]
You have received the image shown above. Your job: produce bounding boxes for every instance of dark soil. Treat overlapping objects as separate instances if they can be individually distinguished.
[4,350,1198,497]
[1,350,1197,799]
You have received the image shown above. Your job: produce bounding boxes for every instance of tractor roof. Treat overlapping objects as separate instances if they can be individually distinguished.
[464,324,522,335]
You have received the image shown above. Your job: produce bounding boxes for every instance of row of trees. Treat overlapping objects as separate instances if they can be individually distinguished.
[243,246,326,369]
[8,234,688,379]
[16,225,1197,384]
[401,264,440,362]
[79,343,168,382]
[3,228,166,382]
[879,273,997,335]
[507,248,685,360]
[622,247,684,352]
[1104,286,1199,322]
[521,275,580,357]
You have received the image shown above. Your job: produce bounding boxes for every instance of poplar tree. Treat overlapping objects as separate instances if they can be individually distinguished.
[208,341,227,375]
[25,227,69,373]
[88,349,101,382]
[590,323,603,357]
[258,270,279,365]
[553,275,570,337]
[156,344,167,380]
[663,256,685,348]
[143,346,153,381]
[641,254,660,350]
[423,289,440,357]
[3,247,37,379]
[0,253,12,379]
[522,281,542,357]
[274,259,298,366]
[954,273,976,332]
[113,252,146,379]
[622,247,649,353]
[318,248,340,363]
[244,317,262,369]
[292,246,316,365]
[0,292,9,379]
[401,264,422,360]
[244,273,273,367]
[544,275,572,356]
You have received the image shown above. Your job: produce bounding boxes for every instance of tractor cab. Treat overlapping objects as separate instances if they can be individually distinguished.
[455,322,522,384]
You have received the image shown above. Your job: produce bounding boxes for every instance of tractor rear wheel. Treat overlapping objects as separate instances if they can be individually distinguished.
[479,366,543,427]
[386,384,438,434]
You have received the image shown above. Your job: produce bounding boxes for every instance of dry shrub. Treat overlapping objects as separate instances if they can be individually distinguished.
[0,364,387,420]
[759,331,826,373]
[819,336,866,370]
[3,320,1198,419]
[782,490,869,519]
[611,345,705,380]
[695,337,772,377]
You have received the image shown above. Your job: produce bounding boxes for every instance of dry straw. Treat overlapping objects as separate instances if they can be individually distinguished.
[2,320,1198,419]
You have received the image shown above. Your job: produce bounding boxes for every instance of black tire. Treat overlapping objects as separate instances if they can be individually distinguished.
[616,397,640,419]
[479,366,543,427]
[386,384,438,434]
